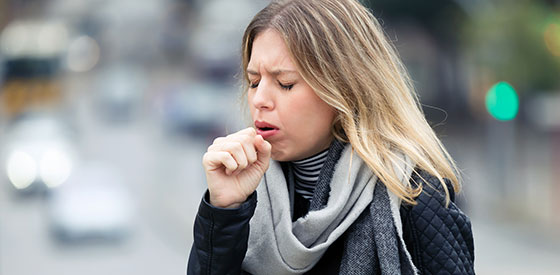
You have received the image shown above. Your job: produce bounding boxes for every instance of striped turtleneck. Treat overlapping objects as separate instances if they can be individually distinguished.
[291,148,330,200]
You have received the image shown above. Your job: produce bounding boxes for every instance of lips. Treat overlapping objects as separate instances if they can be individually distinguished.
[254,121,279,139]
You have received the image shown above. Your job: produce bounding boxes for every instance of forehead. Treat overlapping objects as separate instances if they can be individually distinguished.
[247,29,296,71]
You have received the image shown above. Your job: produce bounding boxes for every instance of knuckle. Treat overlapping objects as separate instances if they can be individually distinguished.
[233,142,244,152]
[237,128,255,139]
[212,137,224,144]
[207,144,219,152]
[242,134,253,145]
[232,135,252,149]
[218,142,230,150]
[225,143,238,153]
[247,127,256,135]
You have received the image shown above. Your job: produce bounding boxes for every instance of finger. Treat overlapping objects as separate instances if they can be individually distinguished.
[228,134,258,164]
[218,142,249,171]
[202,151,238,175]
[254,135,272,161]
[238,127,257,137]
[211,136,226,146]
[226,127,255,138]
[208,142,224,152]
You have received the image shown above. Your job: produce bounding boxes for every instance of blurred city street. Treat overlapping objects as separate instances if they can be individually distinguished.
[2,89,560,274]
[0,72,210,274]
[1,0,560,274]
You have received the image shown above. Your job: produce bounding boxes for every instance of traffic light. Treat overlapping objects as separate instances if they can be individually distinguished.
[485,81,519,121]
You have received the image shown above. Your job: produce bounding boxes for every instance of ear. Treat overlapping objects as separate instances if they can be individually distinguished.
[331,116,347,142]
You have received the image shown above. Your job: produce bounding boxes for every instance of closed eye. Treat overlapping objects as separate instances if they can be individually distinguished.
[249,81,294,90]
[279,81,294,90]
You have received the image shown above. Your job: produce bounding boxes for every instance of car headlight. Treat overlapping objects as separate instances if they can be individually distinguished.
[6,151,38,189]
[40,149,72,188]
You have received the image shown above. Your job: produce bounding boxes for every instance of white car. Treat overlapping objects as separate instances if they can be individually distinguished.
[1,113,78,193]
[48,163,134,242]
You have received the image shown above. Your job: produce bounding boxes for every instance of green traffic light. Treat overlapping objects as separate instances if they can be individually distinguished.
[485,82,519,121]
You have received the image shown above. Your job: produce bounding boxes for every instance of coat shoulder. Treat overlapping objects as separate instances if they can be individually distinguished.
[400,169,475,274]
[409,169,455,203]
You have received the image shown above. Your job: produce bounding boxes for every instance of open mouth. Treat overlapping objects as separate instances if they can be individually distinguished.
[254,120,279,130]
[254,121,279,138]
[259,127,275,131]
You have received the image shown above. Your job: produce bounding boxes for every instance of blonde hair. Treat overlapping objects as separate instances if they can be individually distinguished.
[241,0,460,205]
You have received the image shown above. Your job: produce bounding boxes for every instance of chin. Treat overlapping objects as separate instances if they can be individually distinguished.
[271,150,292,162]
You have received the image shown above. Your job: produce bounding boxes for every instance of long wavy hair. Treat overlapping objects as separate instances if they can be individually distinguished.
[240,0,460,205]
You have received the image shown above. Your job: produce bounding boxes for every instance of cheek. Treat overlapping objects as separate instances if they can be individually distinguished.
[283,96,335,135]
[302,99,334,126]
[280,99,308,127]
[247,94,255,116]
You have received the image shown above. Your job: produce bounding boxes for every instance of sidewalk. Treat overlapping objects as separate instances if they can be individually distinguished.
[473,217,560,274]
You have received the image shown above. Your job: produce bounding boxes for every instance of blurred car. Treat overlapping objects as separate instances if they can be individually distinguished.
[48,162,134,242]
[1,112,78,194]
[156,81,243,139]
[0,19,69,117]
[94,65,146,123]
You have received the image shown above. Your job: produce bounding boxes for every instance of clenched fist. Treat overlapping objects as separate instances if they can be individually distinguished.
[202,127,272,208]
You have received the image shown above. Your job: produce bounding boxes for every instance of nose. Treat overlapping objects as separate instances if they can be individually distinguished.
[251,79,274,111]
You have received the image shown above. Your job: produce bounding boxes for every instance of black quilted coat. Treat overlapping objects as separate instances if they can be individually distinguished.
[187,169,475,274]
[401,170,475,274]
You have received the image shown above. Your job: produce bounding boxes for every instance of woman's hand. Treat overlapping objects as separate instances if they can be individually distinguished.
[202,127,272,208]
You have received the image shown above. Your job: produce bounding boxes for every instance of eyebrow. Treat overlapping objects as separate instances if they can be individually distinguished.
[247,69,298,76]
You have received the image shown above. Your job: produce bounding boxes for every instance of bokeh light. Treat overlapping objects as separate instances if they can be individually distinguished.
[40,149,73,188]
[66,35,100,73]
[485,81,519,121]
[544,23,560,57]
[6,151,38,189]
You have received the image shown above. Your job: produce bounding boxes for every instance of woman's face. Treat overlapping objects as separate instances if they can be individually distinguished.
[247,29,336,161]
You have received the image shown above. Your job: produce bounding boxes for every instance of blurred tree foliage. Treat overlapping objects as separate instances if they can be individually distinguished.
[362,0,466,46]
[462,0,560,94]
[363,0,560,94]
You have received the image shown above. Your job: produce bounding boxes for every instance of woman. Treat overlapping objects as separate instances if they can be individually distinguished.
[188,0,474,274]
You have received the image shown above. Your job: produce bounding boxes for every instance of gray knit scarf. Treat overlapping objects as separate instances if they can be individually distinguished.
[242,141,418,275]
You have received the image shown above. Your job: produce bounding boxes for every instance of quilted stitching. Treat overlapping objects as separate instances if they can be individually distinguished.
[407,170,475,275]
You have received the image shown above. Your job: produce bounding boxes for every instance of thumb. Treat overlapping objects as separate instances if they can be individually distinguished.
[254,135,272,163]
